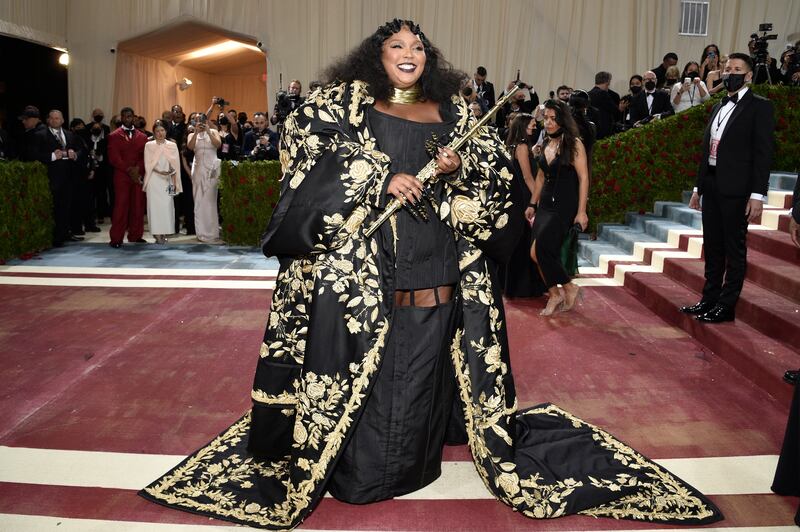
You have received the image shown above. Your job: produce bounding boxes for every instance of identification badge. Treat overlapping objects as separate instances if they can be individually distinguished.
[709,138,719,159]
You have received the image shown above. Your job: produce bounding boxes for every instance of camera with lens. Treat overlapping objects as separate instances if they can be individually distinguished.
[213,96,230,107]
[274,90,293,123]
[781,43,800,84]
[750,23,778,65]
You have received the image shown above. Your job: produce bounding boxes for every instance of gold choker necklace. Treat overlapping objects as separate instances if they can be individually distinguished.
[388,85,422,104]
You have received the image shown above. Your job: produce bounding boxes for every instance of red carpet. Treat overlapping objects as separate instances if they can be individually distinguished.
[0,271,795,529]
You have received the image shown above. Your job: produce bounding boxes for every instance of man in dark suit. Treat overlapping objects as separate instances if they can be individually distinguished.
[629,71,672,126]
[588,71,618,140]
[652,52,678,89]
[681,53,775,323]
[18,105,46,162]
[32,110,85,247]
[472,66,496,109]
[107,107,148,248]
[242,112,279,160]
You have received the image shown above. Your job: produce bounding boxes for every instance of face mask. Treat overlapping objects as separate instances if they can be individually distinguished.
[91,128,102,136]
[666,78,677,87]
[546,128,563,138]
[687,71,699,80]
[93,115,104,123]
[723,73,747,92]
[644,80,656,91]
[630,85,642,95]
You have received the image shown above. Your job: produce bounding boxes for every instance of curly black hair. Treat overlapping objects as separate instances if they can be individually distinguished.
[321,18,466,103]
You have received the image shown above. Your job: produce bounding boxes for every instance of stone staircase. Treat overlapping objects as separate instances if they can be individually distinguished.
[579,172,799,404]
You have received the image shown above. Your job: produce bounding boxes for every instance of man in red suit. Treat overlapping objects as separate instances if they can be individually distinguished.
[107,107,148,247]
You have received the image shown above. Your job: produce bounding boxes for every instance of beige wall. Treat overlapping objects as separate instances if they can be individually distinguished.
[112,51,267,124]
[1,0,799,121]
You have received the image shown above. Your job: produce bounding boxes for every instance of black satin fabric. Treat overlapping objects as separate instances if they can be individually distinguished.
[327,106,461,503]
[772,383,800,525]
[369,106,460,290]
[328,298,458,502]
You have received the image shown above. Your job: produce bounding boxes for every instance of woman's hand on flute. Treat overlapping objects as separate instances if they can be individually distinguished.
[387,173,424,204]
[435,147,460,176]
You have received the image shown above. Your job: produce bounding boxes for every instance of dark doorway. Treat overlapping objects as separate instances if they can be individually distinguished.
[0,34,69,151]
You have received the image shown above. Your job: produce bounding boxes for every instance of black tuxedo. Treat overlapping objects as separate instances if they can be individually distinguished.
[588,86,617,139]
[32,127,85,244]
[629,90,672,124]
[474,81,496,108]
[695,88,775,308]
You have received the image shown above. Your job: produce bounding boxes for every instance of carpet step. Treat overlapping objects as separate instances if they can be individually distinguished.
[659,255,800,349]
[747,229,800,264]
[623,271,797,405]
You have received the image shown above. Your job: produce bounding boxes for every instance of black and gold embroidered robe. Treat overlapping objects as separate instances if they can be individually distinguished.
[141,81,723,529]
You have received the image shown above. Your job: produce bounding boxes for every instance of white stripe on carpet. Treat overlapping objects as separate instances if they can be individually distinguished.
[0,277,275,289]
[0,446,779,497]
[0,514,795,532]
[0,266,278,277]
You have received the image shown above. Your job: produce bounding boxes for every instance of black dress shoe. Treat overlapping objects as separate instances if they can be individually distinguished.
[680,301,716,315]
[109,242,122,249]
[85,226,102,232]
[72,229,86,236]
[133,238,148,243]
[68,235,85,242]
[696,304,735,323]
[784,370,800,385]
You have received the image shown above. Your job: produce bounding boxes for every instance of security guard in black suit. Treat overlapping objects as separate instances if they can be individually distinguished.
[681,53,775,323]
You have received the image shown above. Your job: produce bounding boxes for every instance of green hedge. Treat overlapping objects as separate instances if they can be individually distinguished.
[0,161,53,262]
[589,85,800,232]
[219,160,282,246]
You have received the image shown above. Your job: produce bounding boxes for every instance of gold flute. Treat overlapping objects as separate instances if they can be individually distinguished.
[364,83,523,238]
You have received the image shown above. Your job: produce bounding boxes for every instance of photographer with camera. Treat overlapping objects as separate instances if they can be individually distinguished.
[749,24,782,84]
[242,112,279,161]
[779,41,800,85]
[270,80,305,128]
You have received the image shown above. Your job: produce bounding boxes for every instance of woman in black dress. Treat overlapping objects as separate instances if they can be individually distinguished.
[141,21,722,531]
[502,113,545,297]
[526,100,589,315]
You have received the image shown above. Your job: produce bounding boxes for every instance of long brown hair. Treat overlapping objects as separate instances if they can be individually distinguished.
[504,113,533,151]
[542,99,580,162]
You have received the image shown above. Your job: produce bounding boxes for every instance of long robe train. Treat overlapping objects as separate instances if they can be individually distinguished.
[140,81,723,529]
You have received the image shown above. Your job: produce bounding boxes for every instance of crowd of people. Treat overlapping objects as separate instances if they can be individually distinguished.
[0,37,796,256]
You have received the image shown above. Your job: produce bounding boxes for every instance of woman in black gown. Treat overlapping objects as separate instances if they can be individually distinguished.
[502,113,545,298]
[526,100,589,315]
[141,20,722,530]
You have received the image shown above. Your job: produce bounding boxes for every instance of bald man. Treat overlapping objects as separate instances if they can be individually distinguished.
[629,70,672,125]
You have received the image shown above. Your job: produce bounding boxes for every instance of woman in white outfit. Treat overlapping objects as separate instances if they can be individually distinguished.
[143,121,182,244]
[187,113,222,243]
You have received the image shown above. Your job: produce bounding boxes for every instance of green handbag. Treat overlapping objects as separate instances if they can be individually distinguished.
[560,223,580,277]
